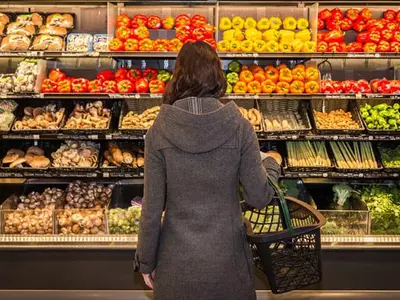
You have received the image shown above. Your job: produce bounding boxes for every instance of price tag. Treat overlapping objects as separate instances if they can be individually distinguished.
[89,135,98,140]
[368,136,374,141]
[356,93,362,100]
[103,172,110,178]
[322,173,328,178]
[135,94,141,99]
[333,135,339,140]
[143,134,146,140]
[150,94,162,99]
[358,173,364,178]
[33,134,40,140]
[291,135,298,140]
[105,134,112,140]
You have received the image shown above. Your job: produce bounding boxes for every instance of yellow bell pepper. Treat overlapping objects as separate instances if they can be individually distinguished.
[295,29,311,42]
[279,30,295,43]
[266,40,279,52]
[297,17,309,30]
[223,29,235,41]
[269,17,282,30]
[291,38,304,52]
[230,40,242,52]
[244,17,257,29]
[262,29,280,42]
[253,39,267,52]
[234,29,245,41]
[232,16,245,30]
[241,40,253,52]
[217,40,230,52]
[302,41,316,53]
[245,28,262,41]
[219,17,232,31]
[279,41,292,52]
[257,17,270,30]
[283,17,297,30]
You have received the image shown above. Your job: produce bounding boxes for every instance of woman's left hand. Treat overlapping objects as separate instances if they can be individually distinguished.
[142,271,156,289]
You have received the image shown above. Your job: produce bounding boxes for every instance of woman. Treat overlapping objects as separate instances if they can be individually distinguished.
[136,41,281,300]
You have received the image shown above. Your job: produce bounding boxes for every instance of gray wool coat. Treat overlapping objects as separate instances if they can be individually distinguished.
[136,97,280,300]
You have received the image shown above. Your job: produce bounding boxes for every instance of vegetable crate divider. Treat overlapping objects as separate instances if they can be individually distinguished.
[221,98,263,132]
[118,97,163,134]
[216,4,318,43]
[319,210,370,236]
[310,98,365,134]
[258,99,312,135]
[357,98,400,135]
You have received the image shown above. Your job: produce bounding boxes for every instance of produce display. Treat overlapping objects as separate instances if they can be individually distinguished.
[41,67,171,94]
[237,107,262,130]
[225,61,320,94]
[4,209,54,234]
[13,104,65,131]
[16,187,64,210]
[64,181,113,209]
[57,209,106,235]
[102,143,144,168]
[63,101,111,130]
[321,78,400,94]
[51,141,99,168]
[0,59,39,94]
[359,102,400,130]
[318,8,400,52]
[330,141,378,169]
[120,106,160,130]
[218,15,315,53]
[1,146,50,169]
[109,13,216,51]
[287,141,331,168]
[314,109,360,129]
[264,112,305,131]
[108,199,142,234]
[378,145,400,168]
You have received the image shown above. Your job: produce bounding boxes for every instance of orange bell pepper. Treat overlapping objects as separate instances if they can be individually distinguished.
[294,64,306,70]
[261,80,276,93]
[254,72,266,83]
[292,67,306,81]
[249,64,263,74]
[241,65,249,71]
[305,66,319,81]
[239,70,254,84]
[277,64,288,70]
[275,82,290,94]
[279,68,293,83]
[265,66,279,83]
[233,81,248,94]
[247,81,262,94]
[305,80,320,94]
[290,80,305,94]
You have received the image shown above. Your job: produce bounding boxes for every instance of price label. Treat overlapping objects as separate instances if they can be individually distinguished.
[33,134,40,140]
[368,136,374,141]
[135,94,141,99]
[291,135,298,140]
[322,173,328,178]
[356,93,362,99]
[105,134,112,140]
[103,172,110,178]
[358,173,364,178]
[89,135,98,140]
[150,94,162,99]
[253,94,259,99]
[333,135,339,140]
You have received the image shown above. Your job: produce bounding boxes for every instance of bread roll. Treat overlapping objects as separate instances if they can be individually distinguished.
[7,22,36,36]
[9,157,26,168]
[122,151,133,164]
[108,143,123,164]
[0,34,31,51]
[16,13,43,26]
[46,13,74,28]
[26,146,45,156]
[38,25,67,36]
[103,150,120,167]
[31,35,64,51]
[27,155,50,168]
[3,153,21,164]
[0,13,10,26]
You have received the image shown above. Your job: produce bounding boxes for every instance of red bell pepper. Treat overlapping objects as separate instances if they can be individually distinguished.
[185,38,196,44]
[367,31,381,44]
[317,32,325,42]
[340,18,352,31]
[364,42,377,53]
[116,26,131,41]
[48,69,66,83]
[97,70,115,82]
[204,38,217,49]
[328,42,346,52]
[385,22,398,31]
[127,68,142,81]
[342,80,360,94]
[191,14,207,28]
[370,20,387,31]
[138,38,154,51]
[317,41,328,52]
[133,26,150,40]
[175,25,192,42]
[202,23,214,38]
[149,79,165,94]
[391,41,400,52]
[346,9,359,21]
[377,40,390,52]
[116,14,131,28]
[321,80,336,94]
[360,8,373,21]
[392,31,400,42]
[347,42,363,52]
[377,78,391,94]
[192,27,207,41]
[102,80,118,93]
[135,78,149,93]
[324,30,344,43]
[41,79,57,93]
[162,16,175,30]
[330,8,343,20]
[71,78,89,93]
[396,11,400,23]
[124,38,139,51]
[153,39,168,51]
[317,19,324,30]
[384,9,396,21]
[370,79,380,93]
[366,19,378,30]
[88,79,103,93]
[175,14,191,28]
[332,81,343,93]
[326,18,341,31]
[143,68,158,81]
[390,80,400,93]
[357,79,372,93]
[108,38,124,51]
[167,38,183,51]
[381,29,393,42]
[117,79,135,93]
[57,79,71,93]
[318,9,332,20]
[357,32,369,44]
[352,20,367,33]
[131,15,148,29]
[147,16,161,29]
[115,67,128,82]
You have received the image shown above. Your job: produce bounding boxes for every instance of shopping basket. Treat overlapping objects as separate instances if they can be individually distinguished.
[242,177,326,294]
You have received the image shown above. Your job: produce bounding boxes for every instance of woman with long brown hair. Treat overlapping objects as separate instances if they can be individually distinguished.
[135,41,281,300]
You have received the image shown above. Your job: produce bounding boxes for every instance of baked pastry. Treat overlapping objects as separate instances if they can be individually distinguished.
[9,157,26,168]
[0,34,31,51]
[6,22,36,36]
[109,143,123,164]
[16,13,43,26]
[31,35,64,51]
[26,146,45,156]
[122,151,133,165]
[46,13,74,28]
[0,13,10,26]
[28,155,50,168]
[38,25,67,36]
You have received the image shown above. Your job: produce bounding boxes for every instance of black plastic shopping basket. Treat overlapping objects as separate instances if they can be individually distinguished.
[242,177,326,294]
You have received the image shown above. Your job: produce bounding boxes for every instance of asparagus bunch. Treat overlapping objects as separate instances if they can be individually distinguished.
[287,141,331,167]
[330,141,377,169]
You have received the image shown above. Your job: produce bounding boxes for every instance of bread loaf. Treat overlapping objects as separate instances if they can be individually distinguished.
[16,13,43,26]
[46,13,74,28]
[108,143,123,164]
[27,155,50,168]
[38,25,67,36]
[31,35,64,51]
[0,13,10,26]
[6,22,36,36]
[0,34,31,51]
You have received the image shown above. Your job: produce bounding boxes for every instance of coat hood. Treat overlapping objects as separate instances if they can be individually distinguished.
[155,97,241,154]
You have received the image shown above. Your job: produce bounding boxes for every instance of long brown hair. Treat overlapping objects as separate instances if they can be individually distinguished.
[163,41,226,105]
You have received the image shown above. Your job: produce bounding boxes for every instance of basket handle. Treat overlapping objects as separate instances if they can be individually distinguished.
[268,176,294,235]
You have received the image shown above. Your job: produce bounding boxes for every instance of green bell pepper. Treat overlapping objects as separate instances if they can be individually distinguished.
[157,70,172,82]
[226,82,232,94]
[226,72,239,85]
[228,60,241,73]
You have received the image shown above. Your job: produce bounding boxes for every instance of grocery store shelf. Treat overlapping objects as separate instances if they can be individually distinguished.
[322,235,400,249]
[0,132,146,140]
[283,170,399,179]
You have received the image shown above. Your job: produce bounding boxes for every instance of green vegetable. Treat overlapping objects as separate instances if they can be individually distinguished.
[228,60,241,73]
[226,72,239,85]
[226,82,232,94]
[157,70,172,82]
[361,111,369,119]
[379,145,400,167]
[394,103,400,110]
[332,184,353,210]
[108,206,142,234]
[374,103,388,111]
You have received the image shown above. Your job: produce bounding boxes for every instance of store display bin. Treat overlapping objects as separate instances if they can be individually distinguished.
[320,210,370,235]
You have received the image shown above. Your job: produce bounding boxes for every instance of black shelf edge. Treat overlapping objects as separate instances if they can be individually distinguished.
[283,171,400,179]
